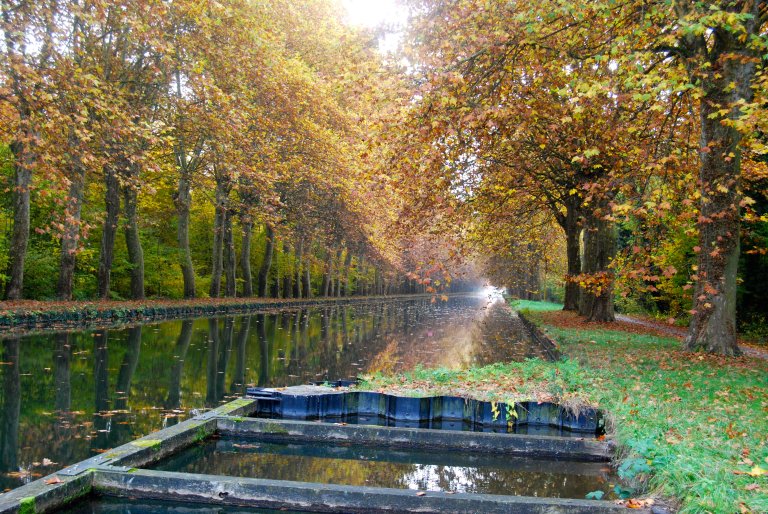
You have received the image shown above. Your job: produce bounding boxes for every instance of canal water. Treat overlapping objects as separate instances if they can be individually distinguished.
[152,438,616,499]
[0,294,545,491]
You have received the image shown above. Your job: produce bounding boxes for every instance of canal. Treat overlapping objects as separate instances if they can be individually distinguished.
[0,294,545,491]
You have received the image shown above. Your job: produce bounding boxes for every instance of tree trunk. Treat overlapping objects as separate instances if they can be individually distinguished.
[176,168,196,298]
[240,219,254,297]
[302,240,312,298]
[282,241,293,299]
[257,224,274,297]
[223,209,236,297]
[57,152,87,300]
[209,178,228,298]
[5,139,33,300]
[293,238,303,299]
[562,196,581,311]
[578,215,615,322]
[123,178,145,300]
[320,250,332,297]
[97,163,121,299]
[342,251,353,297]
[676,0,762,357]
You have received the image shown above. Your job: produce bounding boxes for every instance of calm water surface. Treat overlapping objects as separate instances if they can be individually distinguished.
[153,438,618,499]
[0,295,544,490]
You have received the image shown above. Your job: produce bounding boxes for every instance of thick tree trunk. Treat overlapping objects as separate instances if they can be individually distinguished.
[563,196,581,311]
[240,220,254,297]
[282,241,293,299]
[676,0,762,357]
[97,163,121,299]
[293,238,303,299]
[223,209,236,297]
[578,216,616,322]
[257,224,274,297]
[123,180,145,300]
[5,139,33,300]
[176,168,196,298]
[684,85,746,356]
[57,154,86,300]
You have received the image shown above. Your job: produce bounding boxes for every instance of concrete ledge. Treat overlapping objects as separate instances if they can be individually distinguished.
[217,416,614,461]
[0,471,92,514]
[249,386,603,434]
[93,468,644,514]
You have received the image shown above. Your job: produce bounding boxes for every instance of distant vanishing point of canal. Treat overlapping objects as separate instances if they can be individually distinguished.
[0,294,546,490]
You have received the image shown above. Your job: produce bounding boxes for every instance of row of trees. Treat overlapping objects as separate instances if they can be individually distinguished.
[384,0,768,355]
[0,0,460,302]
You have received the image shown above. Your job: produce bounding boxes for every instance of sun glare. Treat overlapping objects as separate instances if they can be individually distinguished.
[341,0,407,28]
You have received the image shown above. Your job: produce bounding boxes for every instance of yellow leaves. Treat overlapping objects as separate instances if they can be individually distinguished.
[583,148,600,159]
[734,465,766,477]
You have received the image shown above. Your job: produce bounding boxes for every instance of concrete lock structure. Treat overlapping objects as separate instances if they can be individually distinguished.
[0,386,652,514]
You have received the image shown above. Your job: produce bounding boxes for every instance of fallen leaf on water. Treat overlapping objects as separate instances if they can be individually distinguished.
[45,476,63,485]
[232,444,259,449]
[42,458,55,466]
[415,491,426,496]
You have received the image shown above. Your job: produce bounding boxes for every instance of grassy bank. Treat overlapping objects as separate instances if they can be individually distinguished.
[361,300,768,513]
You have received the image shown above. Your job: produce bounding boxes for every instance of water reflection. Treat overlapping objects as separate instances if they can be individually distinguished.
[153,438,618,499]
[0,295,543,490]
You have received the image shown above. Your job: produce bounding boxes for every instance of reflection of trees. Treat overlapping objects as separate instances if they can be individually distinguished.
[166,320,194,412]
[216,318,234,403]
[115,326,142,411]
[0,338,20,474]
[206,319,219,407]
[158,440,613,499]
[113,326,142,442]
[257,314,269,387]
[92,331,110,452]
[54,333,71,413]
[207,317,235,406]
[231,316,250,396]
[53,333,74,465]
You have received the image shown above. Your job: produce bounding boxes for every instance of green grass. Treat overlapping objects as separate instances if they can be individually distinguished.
[362,301,768,513]
[360,359,595,409]
[509,298,563,312]
[537,316,768,513]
